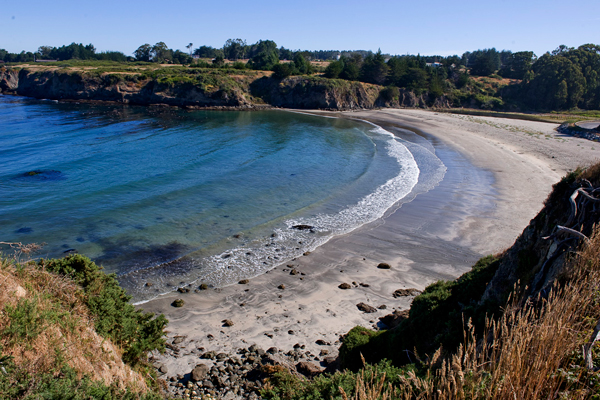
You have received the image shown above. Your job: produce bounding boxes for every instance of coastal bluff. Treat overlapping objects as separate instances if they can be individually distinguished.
[0,66,445,110]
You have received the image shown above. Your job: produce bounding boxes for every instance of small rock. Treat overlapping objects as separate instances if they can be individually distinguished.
[359,283,370,287]
[238,279,249,284]
[288,330,295,335]
[145,282,153,287]
[290,269,299,275]
[278,284,285,290]
[377,262,391,269]
[173,336,186,344]
[315,339,330,345]
[199,283,209,290]
[392,288,422,297]
[356,302,377,313]
[378,305,387,310]
[158,365,168,374]
[292,224,314,231]
[296,361,324,377]
[267,347,278,354]
[264,332,273,338]
[222,319,234,327]
[338,283,352,289]
[191,364,210,381]
[379,309,410,328]
[172,299,185,307]
[177,287,190,293]
[323,355,339,368]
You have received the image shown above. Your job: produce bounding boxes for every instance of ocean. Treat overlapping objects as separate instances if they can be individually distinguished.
[0,95,444,302]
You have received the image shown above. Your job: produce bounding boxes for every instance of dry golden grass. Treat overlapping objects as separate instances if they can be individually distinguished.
[0,254,150,392]
[347,227,600,399]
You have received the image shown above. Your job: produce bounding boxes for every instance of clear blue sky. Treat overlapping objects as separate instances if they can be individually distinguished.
[3,0,599,57]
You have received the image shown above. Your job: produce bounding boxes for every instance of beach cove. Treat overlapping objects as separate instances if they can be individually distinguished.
[141,108,600,384]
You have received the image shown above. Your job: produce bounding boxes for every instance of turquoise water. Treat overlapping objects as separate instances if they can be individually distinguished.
[0,96,421,302]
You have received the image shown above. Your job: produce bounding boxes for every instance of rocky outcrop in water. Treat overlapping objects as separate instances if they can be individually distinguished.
[0,67,18,92]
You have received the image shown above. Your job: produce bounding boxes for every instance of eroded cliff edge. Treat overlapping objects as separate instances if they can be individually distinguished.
[0,66,448,110]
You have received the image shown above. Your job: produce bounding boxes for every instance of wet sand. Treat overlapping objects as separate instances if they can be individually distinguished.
[141,109,600,377]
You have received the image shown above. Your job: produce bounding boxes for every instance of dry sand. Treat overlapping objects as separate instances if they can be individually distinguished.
[141,109,600,377]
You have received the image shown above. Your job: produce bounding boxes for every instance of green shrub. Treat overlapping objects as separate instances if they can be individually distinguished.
[1,296,72,349]
[380,85,400,102]
[2,298,47,346]
[261,360,413,400]
[272,63,294,79]
[338,326,384,371]
[39,255,167,366]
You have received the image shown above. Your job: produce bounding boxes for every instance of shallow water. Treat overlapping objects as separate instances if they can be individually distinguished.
[0,96,443,302]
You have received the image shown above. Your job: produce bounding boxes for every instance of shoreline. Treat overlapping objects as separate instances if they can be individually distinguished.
[140,108,600,388]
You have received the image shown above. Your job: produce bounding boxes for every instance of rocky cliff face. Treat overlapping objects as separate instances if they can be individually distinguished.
[0,67,18,92]
[265,76,381,110]
[2,68,252,108]
[0,67,448,111]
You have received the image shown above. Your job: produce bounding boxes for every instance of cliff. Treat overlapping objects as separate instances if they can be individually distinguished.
[0,66,440,111]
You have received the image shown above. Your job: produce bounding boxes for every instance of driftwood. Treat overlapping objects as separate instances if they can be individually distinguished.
[583,318,600,370]
[560,183,600,370]
[555,225,591,243]
[560,185,600,232]
[540,183,598,294]
[566,189,580,227]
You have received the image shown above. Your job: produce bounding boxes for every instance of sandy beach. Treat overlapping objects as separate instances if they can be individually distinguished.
[141,109,600,379]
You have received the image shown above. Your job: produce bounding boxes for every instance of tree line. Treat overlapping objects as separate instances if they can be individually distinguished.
[0,43,131,63]
[2,40,600,111]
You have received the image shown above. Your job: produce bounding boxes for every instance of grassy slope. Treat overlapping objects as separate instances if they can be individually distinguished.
[0,253,167,399]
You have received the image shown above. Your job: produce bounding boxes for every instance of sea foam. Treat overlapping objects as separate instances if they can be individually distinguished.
[184,124,420,290]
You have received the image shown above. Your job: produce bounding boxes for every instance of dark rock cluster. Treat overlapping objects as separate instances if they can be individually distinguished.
[154,342,338,399]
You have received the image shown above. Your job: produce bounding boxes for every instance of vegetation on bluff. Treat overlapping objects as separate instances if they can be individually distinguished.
[3,40,600,113]
[0,252,167,399]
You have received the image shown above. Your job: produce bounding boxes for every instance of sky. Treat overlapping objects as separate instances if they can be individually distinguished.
[2,0,599,57]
